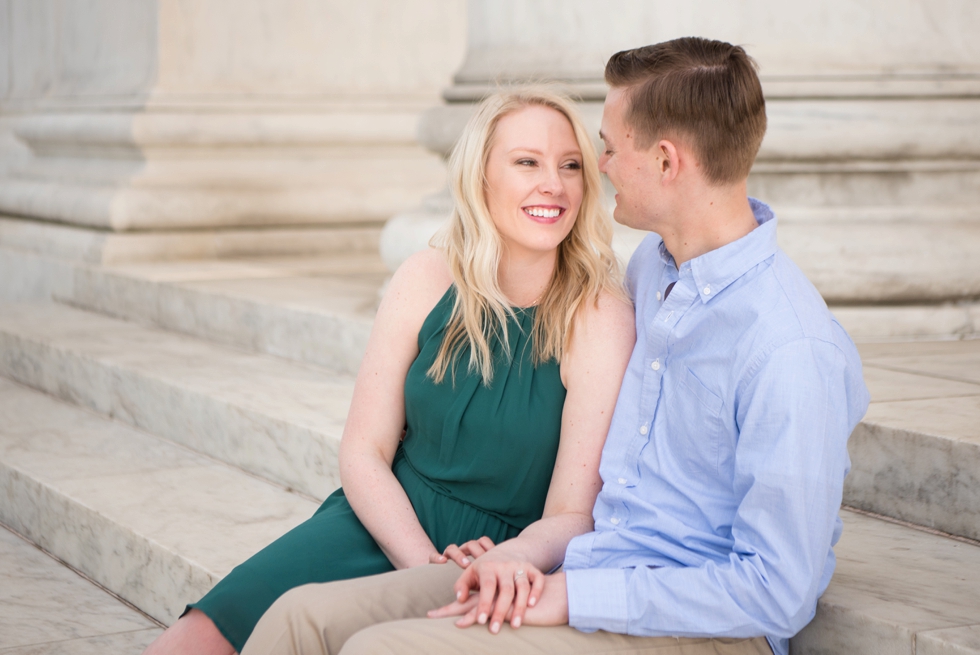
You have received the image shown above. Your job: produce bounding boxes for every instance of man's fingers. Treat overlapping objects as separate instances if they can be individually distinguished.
[454,605,480,628]
[429,592,479,619]
[453,566,477,603]
[510,570,531,628]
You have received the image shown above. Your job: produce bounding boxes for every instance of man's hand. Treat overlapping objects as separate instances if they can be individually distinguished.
[520,572,569,626]
[428,536,496,568]
[427,571,569,632]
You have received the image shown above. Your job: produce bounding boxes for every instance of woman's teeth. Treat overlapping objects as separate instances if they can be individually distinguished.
[525,207,561,218]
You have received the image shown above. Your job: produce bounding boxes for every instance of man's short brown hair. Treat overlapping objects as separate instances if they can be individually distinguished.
[605,37,766,185]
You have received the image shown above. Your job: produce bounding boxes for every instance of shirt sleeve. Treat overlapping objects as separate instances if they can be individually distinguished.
[565,337,865,639]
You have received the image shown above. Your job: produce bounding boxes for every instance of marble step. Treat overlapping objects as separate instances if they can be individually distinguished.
[847,340,980,542]
[0,376,318,626]
[792,509,980,655]
[63,255,384,376]
[1,378,977,652]
[0,522,162,653]
[0,301,355,500]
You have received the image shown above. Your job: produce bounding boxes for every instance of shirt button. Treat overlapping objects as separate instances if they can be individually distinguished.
[703,285,711,295]
[651,359,660,371]
[610,517,620,525]
[656,291,662,300]
[639,424,648,435]
[618,477,627,484]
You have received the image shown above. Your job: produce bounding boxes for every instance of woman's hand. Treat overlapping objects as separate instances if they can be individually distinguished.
[427,554,546,632]
[428,536,496,568]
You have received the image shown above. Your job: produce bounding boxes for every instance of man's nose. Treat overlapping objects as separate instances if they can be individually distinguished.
[598,152,608,174]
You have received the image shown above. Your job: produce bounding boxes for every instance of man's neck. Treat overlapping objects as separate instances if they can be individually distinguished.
[658,184,758,269]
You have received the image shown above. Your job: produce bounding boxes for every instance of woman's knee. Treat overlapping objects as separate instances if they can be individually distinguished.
[142,609,233,655]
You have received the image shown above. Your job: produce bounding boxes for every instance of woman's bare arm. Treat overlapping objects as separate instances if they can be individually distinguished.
[339,249,452,570]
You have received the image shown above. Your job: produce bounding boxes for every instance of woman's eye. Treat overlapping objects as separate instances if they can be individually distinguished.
[516,158,536,167]
[563,161,582,170]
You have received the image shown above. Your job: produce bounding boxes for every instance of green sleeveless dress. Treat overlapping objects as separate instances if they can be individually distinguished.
[188,287,567,651]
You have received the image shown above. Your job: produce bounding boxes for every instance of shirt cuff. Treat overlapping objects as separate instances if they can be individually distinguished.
[565,567,629,634]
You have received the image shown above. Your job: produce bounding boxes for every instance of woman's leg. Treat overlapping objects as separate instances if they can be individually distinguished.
[142,489,395,654]
[141,609,235,655]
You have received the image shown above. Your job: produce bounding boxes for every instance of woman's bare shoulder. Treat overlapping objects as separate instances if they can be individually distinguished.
[577,287,635,335]
[380,248,454,327]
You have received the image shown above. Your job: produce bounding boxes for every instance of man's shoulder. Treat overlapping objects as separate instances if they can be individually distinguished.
[735,248,860,374]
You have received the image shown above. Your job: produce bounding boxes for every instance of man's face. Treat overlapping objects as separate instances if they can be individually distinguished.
[598,87,663,231]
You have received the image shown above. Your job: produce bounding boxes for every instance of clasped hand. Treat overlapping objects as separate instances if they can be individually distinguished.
[427,538,567,633]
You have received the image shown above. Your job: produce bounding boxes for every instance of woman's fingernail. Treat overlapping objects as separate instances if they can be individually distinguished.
[462,557,470,565]
[528,597,536,607]
[457,590,464,600]
[478,613,488,624]
[513,616,522,628]
[491,622,500,633]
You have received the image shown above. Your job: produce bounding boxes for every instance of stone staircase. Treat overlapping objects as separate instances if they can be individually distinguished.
[1,247,979,654]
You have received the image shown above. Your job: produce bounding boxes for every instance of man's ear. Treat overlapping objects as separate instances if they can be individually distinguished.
[657,139,680,183]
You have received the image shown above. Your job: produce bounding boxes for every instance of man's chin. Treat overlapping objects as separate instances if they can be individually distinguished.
[612,206,642,230]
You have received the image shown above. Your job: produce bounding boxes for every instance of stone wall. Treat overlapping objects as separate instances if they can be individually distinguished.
[0,0,466,250]
[384,0,980,307]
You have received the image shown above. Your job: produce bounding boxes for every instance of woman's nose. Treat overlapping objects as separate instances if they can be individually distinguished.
[538,166,563,195]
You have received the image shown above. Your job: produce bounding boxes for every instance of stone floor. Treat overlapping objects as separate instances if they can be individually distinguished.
[0,523,162,653]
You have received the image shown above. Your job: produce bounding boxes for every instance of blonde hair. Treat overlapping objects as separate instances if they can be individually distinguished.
[429,88,623,386]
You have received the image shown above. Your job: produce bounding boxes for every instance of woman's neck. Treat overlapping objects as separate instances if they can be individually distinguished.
[497,247,557,307]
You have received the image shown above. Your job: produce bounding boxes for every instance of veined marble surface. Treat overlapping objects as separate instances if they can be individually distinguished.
[844,341,980,541]
[917,625,980,655]
[793,510,980,655]
[0,301,354,499]
[67,255,384,375]
[0,377,318,624]
[0,523,161,652]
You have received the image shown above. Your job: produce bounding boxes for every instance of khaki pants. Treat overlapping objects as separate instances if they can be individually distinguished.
[241,564,773,655]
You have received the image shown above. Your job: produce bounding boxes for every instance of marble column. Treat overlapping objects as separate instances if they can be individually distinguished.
[0,0,466,262]
[383,0,980,310]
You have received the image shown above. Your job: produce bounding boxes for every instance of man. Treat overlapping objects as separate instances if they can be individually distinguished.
[242,37,869,655]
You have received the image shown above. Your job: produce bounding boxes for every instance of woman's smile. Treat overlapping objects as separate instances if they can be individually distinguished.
[522,205,566,223]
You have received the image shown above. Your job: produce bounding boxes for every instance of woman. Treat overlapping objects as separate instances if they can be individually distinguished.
[144,88,635,655]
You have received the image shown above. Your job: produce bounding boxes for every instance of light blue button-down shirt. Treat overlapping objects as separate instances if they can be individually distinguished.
[564,199,870,655]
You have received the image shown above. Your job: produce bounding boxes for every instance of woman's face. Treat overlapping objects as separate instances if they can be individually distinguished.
[484,105,584,260]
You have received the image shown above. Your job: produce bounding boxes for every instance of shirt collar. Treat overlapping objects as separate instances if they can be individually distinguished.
[659,198,778,304]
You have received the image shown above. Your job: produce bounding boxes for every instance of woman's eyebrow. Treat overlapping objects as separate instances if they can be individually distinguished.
[507,147,582,158]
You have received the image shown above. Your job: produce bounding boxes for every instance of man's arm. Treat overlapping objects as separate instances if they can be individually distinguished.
[564,338,865,638]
